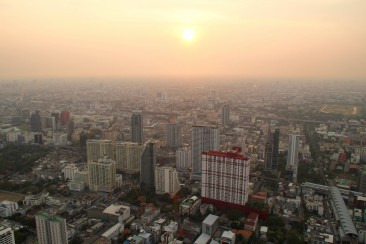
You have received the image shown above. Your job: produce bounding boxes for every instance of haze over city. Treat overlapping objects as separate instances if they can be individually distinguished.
[1,0,366,80]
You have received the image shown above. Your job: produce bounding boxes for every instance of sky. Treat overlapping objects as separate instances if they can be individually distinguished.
[0,0,365,80]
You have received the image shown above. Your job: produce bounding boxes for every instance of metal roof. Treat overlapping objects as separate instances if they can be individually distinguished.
[329,187,358,238]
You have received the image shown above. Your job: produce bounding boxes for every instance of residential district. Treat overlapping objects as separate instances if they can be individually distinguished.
[0,80,366,244]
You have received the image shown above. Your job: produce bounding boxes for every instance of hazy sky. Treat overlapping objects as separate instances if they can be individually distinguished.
[0,0,365,80]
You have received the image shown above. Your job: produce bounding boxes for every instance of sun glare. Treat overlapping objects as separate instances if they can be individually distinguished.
[182,29,195,42]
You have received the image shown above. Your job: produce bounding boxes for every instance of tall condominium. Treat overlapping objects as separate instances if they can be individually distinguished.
[0,226,15,244]
[86,139,114,162]
[166,123,181,149]
[140,141,156,191]
[221,104,230,128]
[176,148,192,170]
[264,128,280,173]
[115,142,143,173]
[88,157,116,192]
[155,166,181,196]
[131,110,143,144]
[35,211,68,244]
[191,125,220,176]
[201,147,250,206]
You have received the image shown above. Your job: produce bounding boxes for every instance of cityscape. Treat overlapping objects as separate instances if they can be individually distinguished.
[1,1,366,244]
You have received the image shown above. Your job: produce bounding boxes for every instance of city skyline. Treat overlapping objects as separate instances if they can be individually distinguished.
[0,0,365,80]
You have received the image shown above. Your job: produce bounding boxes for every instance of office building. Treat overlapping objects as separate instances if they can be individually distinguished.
[88,157,116,192]
[35,211,68,244]
[30,111,42,132]
[140,141,156,191]
[287,134,300,182]
[221,104,230,128]
[201,147,250,206]
[155,166,180,196]
[131,110,143,143]
[86,139,114,162]
[0,225,15,244]
[166,123,181,149]
[115,142,143,173]
[192,125,220,176]
[264,128,280,173]
[176,148,192,170]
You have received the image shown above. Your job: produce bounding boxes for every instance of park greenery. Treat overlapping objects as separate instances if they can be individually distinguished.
[0,144,50,174]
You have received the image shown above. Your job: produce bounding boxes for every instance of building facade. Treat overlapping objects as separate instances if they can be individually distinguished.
[287,133,300,182]
[166,123,181,149]
[86,139,114,162]
[192,125,220,176]
[88,157,116,192]
[131,110,143,144]
[176,148,192,170]
[221,104,230,128]
[35,211,68,244]
[115,142,143,173]
[140,141,156,191]
[264,128,280,173]
[0,226,15,244]
[201,147,250,206]
[155,166,180,196]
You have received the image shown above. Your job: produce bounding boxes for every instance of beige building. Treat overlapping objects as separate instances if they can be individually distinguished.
[86,139,114,162]
[115,142,143,173]
[88,157,116,192]
[155,166,180,196]
[35,211,68,244]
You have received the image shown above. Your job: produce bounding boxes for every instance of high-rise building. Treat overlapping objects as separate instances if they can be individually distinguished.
[155,166,180,196]
[140,141,156,191]
[358,167,366,194]
[0,225,15,244]
[62,164,79,181]
[221,104,230,128]
[88,157,117,192]
[115,142,143,173]
[176,148,192,170]
[201,147,250,206]
[131,110,143,144]
[35,211,68,244]
[264,128,280,173]
[191,125,220,176]
[66,120,74,140]
[60,110,70,125]
[287,134,300,182]
[166,123,181,149]
[30,111,42,132]
[86,139,114,162]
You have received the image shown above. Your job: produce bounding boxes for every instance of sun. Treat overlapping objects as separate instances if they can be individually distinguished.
[182,29,195,42]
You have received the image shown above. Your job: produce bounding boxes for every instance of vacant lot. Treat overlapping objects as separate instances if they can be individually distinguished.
[0,190,25,202]
[320,104,361,116]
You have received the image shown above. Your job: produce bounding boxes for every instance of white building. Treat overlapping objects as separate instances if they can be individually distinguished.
[179,196,201,216]
[35,211,68,244]
[86,139,114,162]
[88,157,116,192]
[62,164,79,181]
[220,231,235,244]
[202,214,219,236]
[115,142,143,172]
[201,148,250,206]
[176,148,192,170]
[191,125,220,176]
[0,201,19,217]
[53,133,68,146]
[0,226,15,244]
[155,166,180,196]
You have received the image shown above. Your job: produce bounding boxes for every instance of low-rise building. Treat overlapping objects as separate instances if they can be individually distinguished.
[179,196,201,216]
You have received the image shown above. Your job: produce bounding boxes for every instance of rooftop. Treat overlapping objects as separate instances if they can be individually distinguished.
[203,214,219,225]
